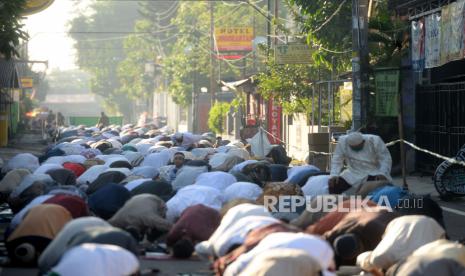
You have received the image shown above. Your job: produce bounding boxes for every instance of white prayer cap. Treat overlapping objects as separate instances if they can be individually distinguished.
[346,132,364,147]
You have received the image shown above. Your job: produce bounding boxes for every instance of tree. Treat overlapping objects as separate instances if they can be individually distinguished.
[254,1,353,124]
[0,0,28,59]
[161,2,268,106]
[68,1,140,118]
[208,101,231,134]
[256,0,407,125]
[117,2,179,104]
[117,28,157,101]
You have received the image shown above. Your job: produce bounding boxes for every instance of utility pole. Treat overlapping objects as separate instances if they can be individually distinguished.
[267,0,272,54]
[274,0,278,46]
[351,0,370,131]
[252,4,257,73]
[210,1,216,106]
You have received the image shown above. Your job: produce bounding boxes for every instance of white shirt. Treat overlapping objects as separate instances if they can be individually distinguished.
[195,171,237,192]
[124,178,152,191]
[166,185,223,222]
[302,175,330,197]
[38,217,110,272]
[140,151,171,170]
[131,166,159,179]
[5,153,39,173]
[330,134,392,187]
[196,203,270,258]
[360,215,445,270]
[10,195,54,229]
[224,232,335,276]
[76,165,108,185]
[223,182,263,202]
[34,164,63,175]
[229,160,258,174]
[50,243,139,276]
[213,216,279,257]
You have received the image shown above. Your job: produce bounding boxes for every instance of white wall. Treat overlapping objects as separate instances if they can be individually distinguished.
[285,113,330,161]
[153,91,189,132]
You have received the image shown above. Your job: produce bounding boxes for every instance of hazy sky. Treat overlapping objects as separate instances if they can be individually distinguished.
[24,0,88,71]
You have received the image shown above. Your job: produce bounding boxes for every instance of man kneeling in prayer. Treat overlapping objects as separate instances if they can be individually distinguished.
[329,132,392,194]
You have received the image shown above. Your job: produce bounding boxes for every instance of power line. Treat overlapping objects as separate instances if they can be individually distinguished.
[310,0,348,33]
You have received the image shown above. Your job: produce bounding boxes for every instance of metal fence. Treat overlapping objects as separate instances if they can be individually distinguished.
[416,81,465,172]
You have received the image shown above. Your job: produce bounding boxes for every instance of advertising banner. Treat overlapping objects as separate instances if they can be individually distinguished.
[215,27,254,52]
[375,69,400,117]
[425,13,441,68]
[20,77,33,89]
[267,98,282,144]
[448,0,465,61]
[275,44,313,64]
[440,4,452,65]
[411,19,425,72]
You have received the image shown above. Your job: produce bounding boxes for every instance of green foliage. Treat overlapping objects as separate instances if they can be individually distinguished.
[68,2,140,117]
[117,31,156,100]
[367,1,409,66]
[0,0,28,59]
[256,0,407,124]
[257,51,319,114]
[117,1,177,102]
[208,101,231,134]
[287,0,353,71]
[162,2,268,106]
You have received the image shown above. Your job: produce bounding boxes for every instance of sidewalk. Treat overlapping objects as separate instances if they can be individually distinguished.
[0,132,47,164]
[392,175,438,196]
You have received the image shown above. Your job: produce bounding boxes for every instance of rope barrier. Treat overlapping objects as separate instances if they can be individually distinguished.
[259,127,465,166]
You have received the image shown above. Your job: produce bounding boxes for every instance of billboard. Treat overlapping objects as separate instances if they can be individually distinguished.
[375,69,399,117]
[275,44,313,64]
[20,77,33,88]
[215,27,254,52]
[267,98,282,144]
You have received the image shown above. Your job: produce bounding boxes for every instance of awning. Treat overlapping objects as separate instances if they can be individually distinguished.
[0,59,20,89]
[220,76,257,92]
[221,79,249,91]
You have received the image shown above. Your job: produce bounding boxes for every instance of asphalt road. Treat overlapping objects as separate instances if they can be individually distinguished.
[0,258,211,276]
[436,196,465,240]
[1,133,464,274]
[392,175,465,241]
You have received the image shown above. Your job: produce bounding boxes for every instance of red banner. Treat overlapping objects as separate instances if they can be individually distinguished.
[214,54,244,60]
[267,99,282,144]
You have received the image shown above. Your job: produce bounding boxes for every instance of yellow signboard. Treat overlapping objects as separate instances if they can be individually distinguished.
[21,77,34,89]
[215,27,254,52]
[275,44,313,64]
[22,0,55,16]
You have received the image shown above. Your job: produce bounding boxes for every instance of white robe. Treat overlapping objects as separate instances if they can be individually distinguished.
[195,203,270,258]
[180,132,203,148]
[213,216,279,257]
[166,185,223,222]
[223,182,263,202]
[195,171,237,192]
[140,151,171,170]
[357,215,445,271]
[10,195,54,229]
[38,217,110,272]
[330,134,392,187]
[224,232,335,276]
[50,243,139,276]
[4,153,39,173]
